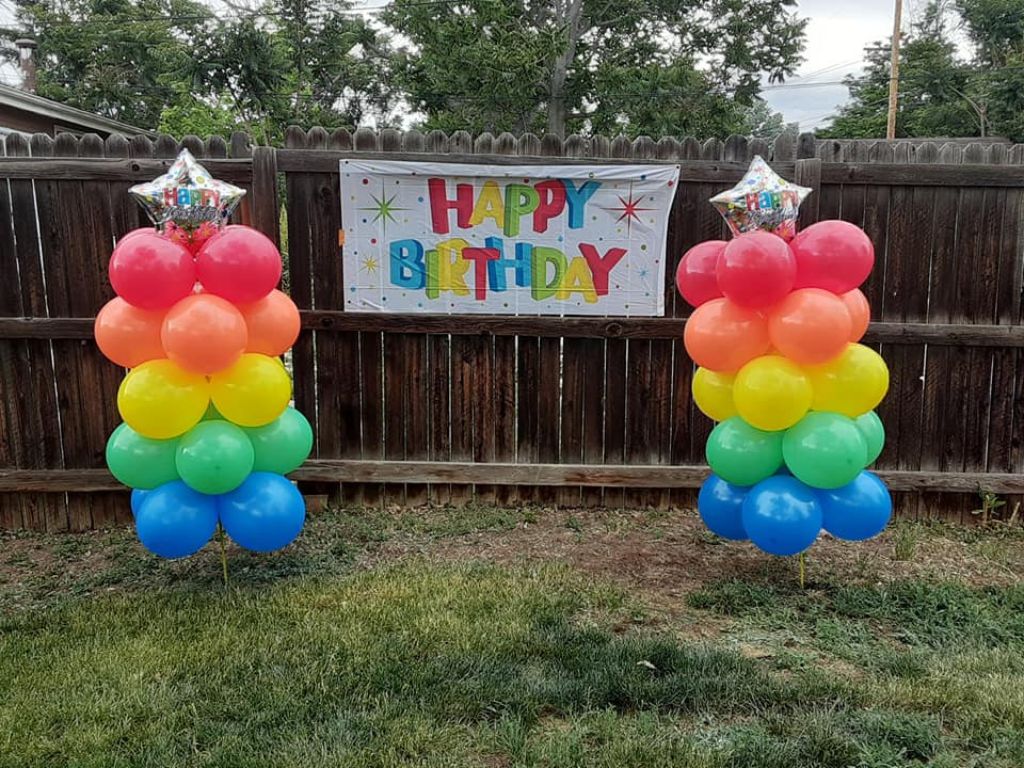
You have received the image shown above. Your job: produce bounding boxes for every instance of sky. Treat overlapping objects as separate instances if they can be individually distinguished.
[0,0,937,132]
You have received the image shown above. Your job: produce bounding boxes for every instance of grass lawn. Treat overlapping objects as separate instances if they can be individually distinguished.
[2,502,1024,767]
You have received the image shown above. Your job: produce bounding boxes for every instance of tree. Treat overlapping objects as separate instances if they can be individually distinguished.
[158,91,243,138]
[0,0,398,139]
[742,98,795,139]
[0,0,213,129]
[190,0,399,141]
[819,0,1024,141]
[383,0,807,138]
[954,0,1024,141]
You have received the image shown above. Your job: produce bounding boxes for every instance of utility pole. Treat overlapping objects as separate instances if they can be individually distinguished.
[886,0,903,140]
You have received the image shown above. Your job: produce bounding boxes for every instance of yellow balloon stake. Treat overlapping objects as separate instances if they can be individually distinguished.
[692,368,737,422]
[805,343,890,418]
[117,359,210,439]
[210,353,292,427]
[733,355,812,431]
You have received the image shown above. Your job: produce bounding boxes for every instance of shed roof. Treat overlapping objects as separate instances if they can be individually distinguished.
[0,83,153,136]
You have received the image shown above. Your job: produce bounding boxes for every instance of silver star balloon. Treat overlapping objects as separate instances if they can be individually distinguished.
[129,149,246,236]
[710,155,811,241]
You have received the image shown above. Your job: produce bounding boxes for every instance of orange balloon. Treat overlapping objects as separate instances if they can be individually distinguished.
[94,297,166,368]
[239,289,301,356]
[841,289,870,342]
[768,288,852,365]
[161,294,248,375]
[684,298,770,373]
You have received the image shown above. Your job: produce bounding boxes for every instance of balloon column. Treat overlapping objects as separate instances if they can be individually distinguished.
[679,158,892,556]
[96,150,312,559]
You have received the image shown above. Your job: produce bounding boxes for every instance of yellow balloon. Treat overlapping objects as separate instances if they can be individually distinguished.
[117,359,210,439]
[692,368,737,422]
[210,353,292,427]
[733,355,812,431]
[805,343,889,417]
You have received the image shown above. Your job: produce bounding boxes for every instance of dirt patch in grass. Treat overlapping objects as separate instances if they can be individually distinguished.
[377,506,1024,611]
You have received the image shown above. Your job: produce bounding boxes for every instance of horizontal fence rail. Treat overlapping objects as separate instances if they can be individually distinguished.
[4,316,1024,347]
[2,127,1024,530]
[3,464,1022,494]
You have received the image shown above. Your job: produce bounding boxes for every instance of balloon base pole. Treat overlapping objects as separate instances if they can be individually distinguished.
[798,552,806,590]
[216,523,229,588]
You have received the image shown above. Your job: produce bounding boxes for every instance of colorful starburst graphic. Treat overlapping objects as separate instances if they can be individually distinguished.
[361,256,379,274]
[601,185,655,235]
[361,193,403,224]
[358,187,409,244]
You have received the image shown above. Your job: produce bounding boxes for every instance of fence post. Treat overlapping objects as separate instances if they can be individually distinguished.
[251,145,280,245]
[794,157,823,228]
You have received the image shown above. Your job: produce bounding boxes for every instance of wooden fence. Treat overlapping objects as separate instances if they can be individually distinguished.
[1,128,1023,531]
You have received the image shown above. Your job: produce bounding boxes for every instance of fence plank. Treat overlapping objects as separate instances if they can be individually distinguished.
[13,133,66,530]
[369,128,408,508]
[319,128,360,503]
[859,142,894,311]
[393,131,430,508]
[815,140,843,220]
[0,136,32,529]
[919,143,965,519]
[517,134,559,507]
[283,127,327,505]
[73,134,126,528]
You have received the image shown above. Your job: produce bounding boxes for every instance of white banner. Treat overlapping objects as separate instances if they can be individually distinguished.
[340,159,680,316]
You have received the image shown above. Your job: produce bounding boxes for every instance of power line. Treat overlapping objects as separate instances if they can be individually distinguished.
[787,59,862,83]
[763,80,849,90]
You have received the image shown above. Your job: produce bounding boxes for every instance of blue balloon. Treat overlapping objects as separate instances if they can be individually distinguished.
[218,472,305,553]
[698,474,749,540]
[135,481,218,559]
[741,475,822,556]
[820,471,892,541]
[129,488,150,517]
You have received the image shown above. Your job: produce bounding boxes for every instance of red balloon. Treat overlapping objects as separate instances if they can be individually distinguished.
[108,232,196,310]
[676,241,726,308]
[116,228,156,246]
[791,220,875,293]
[716,231,796,309]
[196,225,282,303]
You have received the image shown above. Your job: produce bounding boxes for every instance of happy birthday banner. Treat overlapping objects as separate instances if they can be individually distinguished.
[340,160,681,316]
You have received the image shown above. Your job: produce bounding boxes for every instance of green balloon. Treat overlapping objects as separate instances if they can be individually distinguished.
[783,412,867,490]
[105,423,180,490]
[855,411,885,466]
[244,407,314,474]
[706,417,784,487]
[175,420,254,495]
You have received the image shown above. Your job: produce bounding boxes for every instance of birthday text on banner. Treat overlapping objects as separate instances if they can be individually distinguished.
[340,160,681,316]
